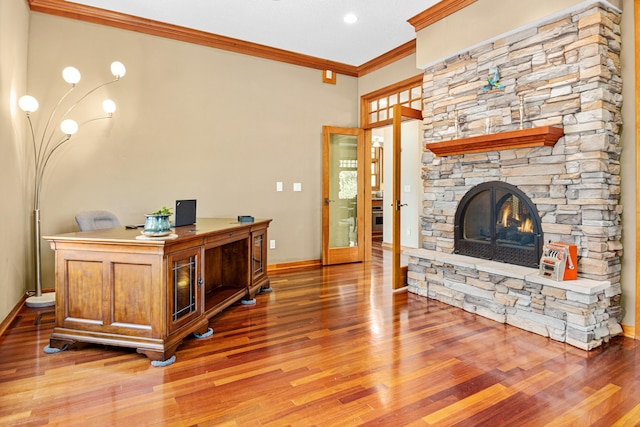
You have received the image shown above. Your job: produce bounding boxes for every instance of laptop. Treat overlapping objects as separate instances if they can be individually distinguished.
[173,199,197,227]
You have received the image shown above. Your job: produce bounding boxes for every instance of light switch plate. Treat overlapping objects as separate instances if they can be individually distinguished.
[276,181,283,192]
[293,182,302,192]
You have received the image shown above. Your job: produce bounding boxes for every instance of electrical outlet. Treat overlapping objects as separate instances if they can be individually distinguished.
[269,240,276,249]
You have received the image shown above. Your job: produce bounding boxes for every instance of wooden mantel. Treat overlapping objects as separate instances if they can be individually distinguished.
[426,126,564,157]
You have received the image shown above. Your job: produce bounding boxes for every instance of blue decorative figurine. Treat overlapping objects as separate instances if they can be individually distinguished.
[482,69,505,91]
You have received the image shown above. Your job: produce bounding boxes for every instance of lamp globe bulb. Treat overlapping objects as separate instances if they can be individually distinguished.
[62,67,81,85]
[18,95,39,113]
[110,61,126,79]
[102,99,116,114]
[60,119,78,135]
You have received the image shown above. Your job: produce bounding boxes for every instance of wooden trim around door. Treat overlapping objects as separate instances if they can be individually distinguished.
[635,0,640,340]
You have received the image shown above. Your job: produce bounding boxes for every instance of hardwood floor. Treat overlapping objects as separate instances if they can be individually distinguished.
[2,241,640,426]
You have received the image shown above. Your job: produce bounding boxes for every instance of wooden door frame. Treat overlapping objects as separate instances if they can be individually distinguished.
[391,105,423,289]
[321,126,366,265]
[361,105,422,285]
[634,0,639,339]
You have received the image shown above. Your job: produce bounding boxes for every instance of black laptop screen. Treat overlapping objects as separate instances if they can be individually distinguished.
[174,199,196,227]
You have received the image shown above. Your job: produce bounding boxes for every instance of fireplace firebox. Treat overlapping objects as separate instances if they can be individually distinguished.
[454,181,542,268]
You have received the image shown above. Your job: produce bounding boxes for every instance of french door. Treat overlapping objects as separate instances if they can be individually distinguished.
[321,126,365,265]
[321,106,421,284]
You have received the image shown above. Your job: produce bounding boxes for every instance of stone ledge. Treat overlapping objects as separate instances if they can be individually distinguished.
[404,248,611,294]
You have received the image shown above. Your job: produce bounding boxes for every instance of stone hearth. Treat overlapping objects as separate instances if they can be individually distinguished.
[408,2,623,350]
[406,249,622,350]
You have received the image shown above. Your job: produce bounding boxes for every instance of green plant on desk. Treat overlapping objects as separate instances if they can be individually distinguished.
[151,206,172,216]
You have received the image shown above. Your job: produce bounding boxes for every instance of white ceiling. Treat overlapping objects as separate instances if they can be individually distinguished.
[67,0,441,66]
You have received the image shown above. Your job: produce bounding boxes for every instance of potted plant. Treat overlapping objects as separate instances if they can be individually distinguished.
[142,206,173,236]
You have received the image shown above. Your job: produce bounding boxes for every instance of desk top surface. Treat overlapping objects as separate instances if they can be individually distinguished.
[43,217,272,245]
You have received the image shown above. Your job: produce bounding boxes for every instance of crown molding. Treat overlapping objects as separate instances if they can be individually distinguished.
[27,0,361,77]
[408,0,477,31]
[356,40,416,77]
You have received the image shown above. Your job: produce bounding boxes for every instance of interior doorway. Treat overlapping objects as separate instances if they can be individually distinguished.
[360,75,424,289]
[369,105,422,289]
[371,121,421,253]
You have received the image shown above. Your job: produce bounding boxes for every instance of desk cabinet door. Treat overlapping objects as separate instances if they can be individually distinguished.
[252,229,267,284]
[167,248,202,334]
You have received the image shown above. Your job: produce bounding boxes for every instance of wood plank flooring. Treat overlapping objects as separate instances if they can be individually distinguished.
[2,242,640,426]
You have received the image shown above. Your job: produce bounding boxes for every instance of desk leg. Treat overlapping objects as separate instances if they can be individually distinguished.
[137,342,181,363]
[49,337,75,350]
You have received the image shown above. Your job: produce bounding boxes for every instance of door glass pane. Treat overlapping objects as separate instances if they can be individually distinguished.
[329,133,358,249]
[399,90,409,104]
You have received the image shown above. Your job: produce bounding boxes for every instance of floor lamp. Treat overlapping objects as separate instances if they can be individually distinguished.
[19,61,126,308]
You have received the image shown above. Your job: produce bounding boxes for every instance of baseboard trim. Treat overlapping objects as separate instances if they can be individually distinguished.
[622,323,636,339]
[268,259,322,273]
[380,242,418,252]
[0,294,28,338]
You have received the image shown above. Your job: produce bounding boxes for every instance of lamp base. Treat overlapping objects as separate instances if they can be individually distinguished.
[25,292,56,308]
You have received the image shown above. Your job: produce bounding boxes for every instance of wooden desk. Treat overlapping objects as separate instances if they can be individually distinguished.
[44,218,271,362]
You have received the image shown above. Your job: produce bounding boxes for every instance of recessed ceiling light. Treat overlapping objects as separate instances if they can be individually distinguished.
[344,13,358,24]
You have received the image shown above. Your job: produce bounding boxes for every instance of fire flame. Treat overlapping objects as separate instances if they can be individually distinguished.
[501,205,511,227]
[500,203,533,233]
[520,217,533,233]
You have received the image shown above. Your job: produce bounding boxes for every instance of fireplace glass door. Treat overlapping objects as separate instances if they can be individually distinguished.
[455,181,542,267]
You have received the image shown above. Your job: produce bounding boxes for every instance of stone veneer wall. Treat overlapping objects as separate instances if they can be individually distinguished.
[408,2,624,349]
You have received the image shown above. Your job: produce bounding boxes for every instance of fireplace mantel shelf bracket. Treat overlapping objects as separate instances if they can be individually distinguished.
[426,126,564,157]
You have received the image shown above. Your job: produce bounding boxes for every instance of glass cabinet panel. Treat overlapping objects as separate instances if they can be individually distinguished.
[253,234,263,277]
[252,230,267,285]
[168,248,200,332]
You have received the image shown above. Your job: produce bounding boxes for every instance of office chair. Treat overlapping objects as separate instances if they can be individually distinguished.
[75,210,121,231]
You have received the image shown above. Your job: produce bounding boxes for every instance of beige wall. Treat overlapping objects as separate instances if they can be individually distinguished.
[620,0,636,328]
[0,0,30,322]
[24,12,360,291]
[358,54,422,97]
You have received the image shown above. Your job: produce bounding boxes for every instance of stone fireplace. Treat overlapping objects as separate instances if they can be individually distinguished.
[406,1,623,350]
